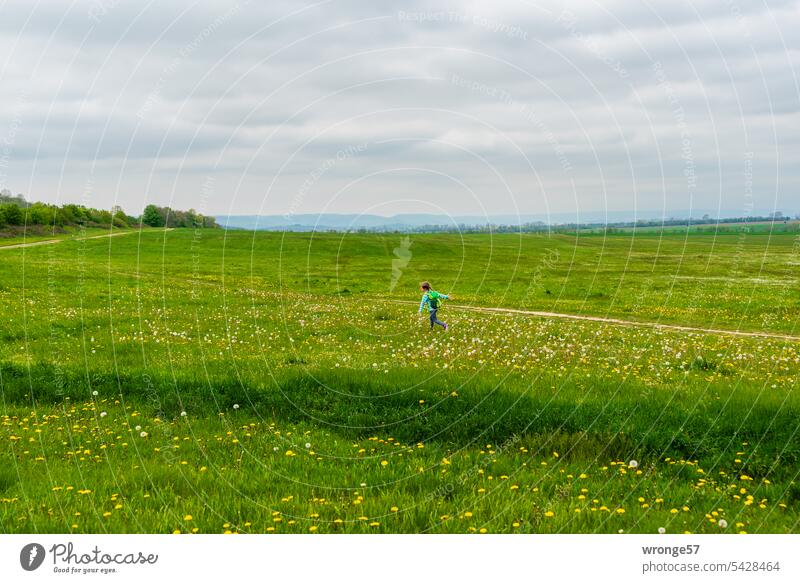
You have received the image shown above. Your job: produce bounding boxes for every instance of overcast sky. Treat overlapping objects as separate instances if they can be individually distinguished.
[0,0,797,218]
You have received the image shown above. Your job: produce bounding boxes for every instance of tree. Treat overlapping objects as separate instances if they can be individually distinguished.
[112,206,129,227]
[27,203,55,225]
[142,204,164,227]
[1,204,23,225]
[0,190,28,207]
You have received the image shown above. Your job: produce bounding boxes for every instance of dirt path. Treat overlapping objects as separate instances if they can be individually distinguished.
[395,301,800,342]
[0,238,61,250]
[0,229,153,250]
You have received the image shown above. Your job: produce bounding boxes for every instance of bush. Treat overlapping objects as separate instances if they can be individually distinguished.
[0,204,23,226]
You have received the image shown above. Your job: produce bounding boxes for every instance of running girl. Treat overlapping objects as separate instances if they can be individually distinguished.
[418,281,450,331]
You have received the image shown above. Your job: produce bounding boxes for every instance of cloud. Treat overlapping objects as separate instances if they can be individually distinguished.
[0,0,797,216]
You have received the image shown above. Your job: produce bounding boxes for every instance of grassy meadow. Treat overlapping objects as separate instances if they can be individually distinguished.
[1,227,799,534]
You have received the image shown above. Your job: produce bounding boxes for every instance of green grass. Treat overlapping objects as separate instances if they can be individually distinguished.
[1,229,798,533]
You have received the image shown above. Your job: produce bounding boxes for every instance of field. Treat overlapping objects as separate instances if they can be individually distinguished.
[1,228,799,534]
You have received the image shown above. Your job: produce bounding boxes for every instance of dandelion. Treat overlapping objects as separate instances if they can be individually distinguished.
[184,514,192,521]
[181,411,187,417]
[233,404,239,410]
[100,411,107,418]
[718,519,728,528]
[135,425,142,431]
[140,431,148,438]
[658,527,666,534]
[544,511,554,517]
[305,443,311,449]
[92,391,98,397]
[628,460,638,468]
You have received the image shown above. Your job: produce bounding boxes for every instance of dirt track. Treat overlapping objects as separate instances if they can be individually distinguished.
[395,300,800,342]
[0,230,145,250]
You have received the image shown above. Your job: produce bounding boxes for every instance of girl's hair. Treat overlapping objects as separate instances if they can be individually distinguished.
[420,281,431,290]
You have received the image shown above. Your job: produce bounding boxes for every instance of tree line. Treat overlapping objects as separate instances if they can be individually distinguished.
[357,213,799,234]
[0,190,218,229]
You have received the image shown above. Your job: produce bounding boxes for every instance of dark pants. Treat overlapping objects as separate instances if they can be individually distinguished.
[429,308,446,329]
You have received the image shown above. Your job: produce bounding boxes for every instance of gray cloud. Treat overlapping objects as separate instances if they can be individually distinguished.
[0,0,797,217]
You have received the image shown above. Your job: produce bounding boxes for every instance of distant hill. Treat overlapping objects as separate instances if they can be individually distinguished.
[217,210,797,232]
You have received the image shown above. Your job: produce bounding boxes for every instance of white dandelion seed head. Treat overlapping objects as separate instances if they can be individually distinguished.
[628,460,639,468]
[618,529,624,534]
[305,443,311,449]
[180,411,187,417]
[718,519,728,528]
[100,411,107,418]
[360,482,367,487]
[273,446,279,452]
[233,404,240,410]
[140,431,148,438]
[92,390,99,397]
[658,527,666,534]
[135,425,142,431]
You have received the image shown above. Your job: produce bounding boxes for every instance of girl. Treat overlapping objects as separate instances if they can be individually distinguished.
[418,281,451,330]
